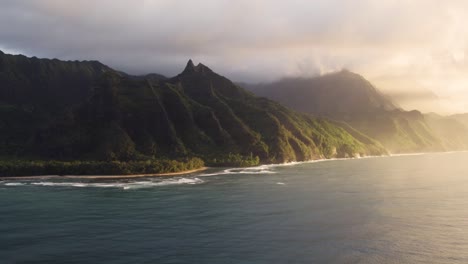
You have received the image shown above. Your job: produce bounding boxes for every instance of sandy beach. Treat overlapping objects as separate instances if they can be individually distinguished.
[0,167,208,180]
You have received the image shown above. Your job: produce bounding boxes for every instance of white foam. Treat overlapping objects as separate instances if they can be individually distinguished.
[225,167,277,174]
[157,177,199,185]
[276,182,286,185]
[4,182,25,186]
[388,151,468,157]
[28,177,204,189]
[87,183,126,188]
[32,182,91,187]
[389,152,427,157]
[197,170,232,177]
[198,155,386,177]
[112,177,204,190]
[199,166,277,177]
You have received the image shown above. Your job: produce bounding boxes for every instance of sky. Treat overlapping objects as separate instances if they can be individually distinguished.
[1,0,467,113]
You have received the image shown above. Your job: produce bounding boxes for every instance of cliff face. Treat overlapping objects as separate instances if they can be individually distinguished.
[0,52,385,163]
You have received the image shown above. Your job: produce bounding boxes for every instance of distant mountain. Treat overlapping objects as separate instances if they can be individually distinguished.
[249,70,397,119]
[451,113,468,128]
[118,71,168,81]
[384,87,442,114]
[246,70,453,153]
[0,51,385,168]
[424,113,468,150]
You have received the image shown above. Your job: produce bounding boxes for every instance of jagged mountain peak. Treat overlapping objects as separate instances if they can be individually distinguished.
[185,59,195,70]
[181,59,213,75]
[0,51,386,163]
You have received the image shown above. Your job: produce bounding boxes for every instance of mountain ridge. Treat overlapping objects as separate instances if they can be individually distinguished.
[246,70,468,153]
[0,51,386,176]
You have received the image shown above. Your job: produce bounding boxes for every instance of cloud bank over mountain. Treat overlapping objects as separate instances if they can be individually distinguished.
[1,0,467,113]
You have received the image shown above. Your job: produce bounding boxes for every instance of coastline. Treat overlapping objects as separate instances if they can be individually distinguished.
[388,150,468,156]
[234,150,468,170]
[0,167,208,180]
[2,151,467,180]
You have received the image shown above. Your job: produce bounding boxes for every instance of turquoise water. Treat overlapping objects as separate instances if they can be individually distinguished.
[1,152,468,263]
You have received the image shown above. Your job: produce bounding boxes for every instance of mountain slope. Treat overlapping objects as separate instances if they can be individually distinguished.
[247,70,446,153]
[424,113,468,150]
[249,70,397,119]
[0,52,386,169]
[451,113,468,128]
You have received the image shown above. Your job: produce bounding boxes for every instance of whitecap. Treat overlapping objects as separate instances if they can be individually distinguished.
[197,170,233,177]
[28,177,204,190]
[198,156,373,177]
[4,182,26,186]
[390,152,427,157]
[199,166,276,177]
[151,177,203,186]
[115,177,204,190]
[32,182,87,187]
[89,183,121,188]
[224,167,277,174]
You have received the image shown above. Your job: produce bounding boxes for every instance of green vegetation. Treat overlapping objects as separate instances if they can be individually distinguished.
[0,52,387,176]
[206,153,260,167]
[247,70,462,153]
[0,158,204,177]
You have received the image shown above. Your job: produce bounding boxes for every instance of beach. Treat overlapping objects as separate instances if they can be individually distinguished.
[0,167,208,180]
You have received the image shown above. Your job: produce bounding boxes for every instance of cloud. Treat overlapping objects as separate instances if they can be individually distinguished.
[0,0,468,112]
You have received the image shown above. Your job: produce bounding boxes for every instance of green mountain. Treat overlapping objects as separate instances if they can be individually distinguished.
[248,70,397,118]
[247,70,450,153]
[0,51,386,175]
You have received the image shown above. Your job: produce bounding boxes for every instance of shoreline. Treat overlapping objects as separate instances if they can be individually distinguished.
[2,150,467,180]
[388,150,468,156]
[0,167,208,180]
[237,150,468,169]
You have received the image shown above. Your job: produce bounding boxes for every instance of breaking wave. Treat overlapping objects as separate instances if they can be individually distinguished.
[4,182,26,186]
[0,177,204,190]
[199,165,277,177]
[198,158,347,177]
[198,155,384,177]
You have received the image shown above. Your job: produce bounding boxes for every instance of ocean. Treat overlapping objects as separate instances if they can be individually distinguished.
[1,152,468,263]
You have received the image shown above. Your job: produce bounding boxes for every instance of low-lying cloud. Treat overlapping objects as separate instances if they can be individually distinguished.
[1,0,467,113]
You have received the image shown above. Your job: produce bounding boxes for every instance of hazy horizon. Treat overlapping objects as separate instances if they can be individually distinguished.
[1,0,467,113]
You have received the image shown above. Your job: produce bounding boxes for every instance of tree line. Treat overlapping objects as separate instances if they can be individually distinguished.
[0,157,204,177]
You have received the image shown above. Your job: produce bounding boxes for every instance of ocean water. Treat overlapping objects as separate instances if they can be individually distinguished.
[1,152,468,264]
